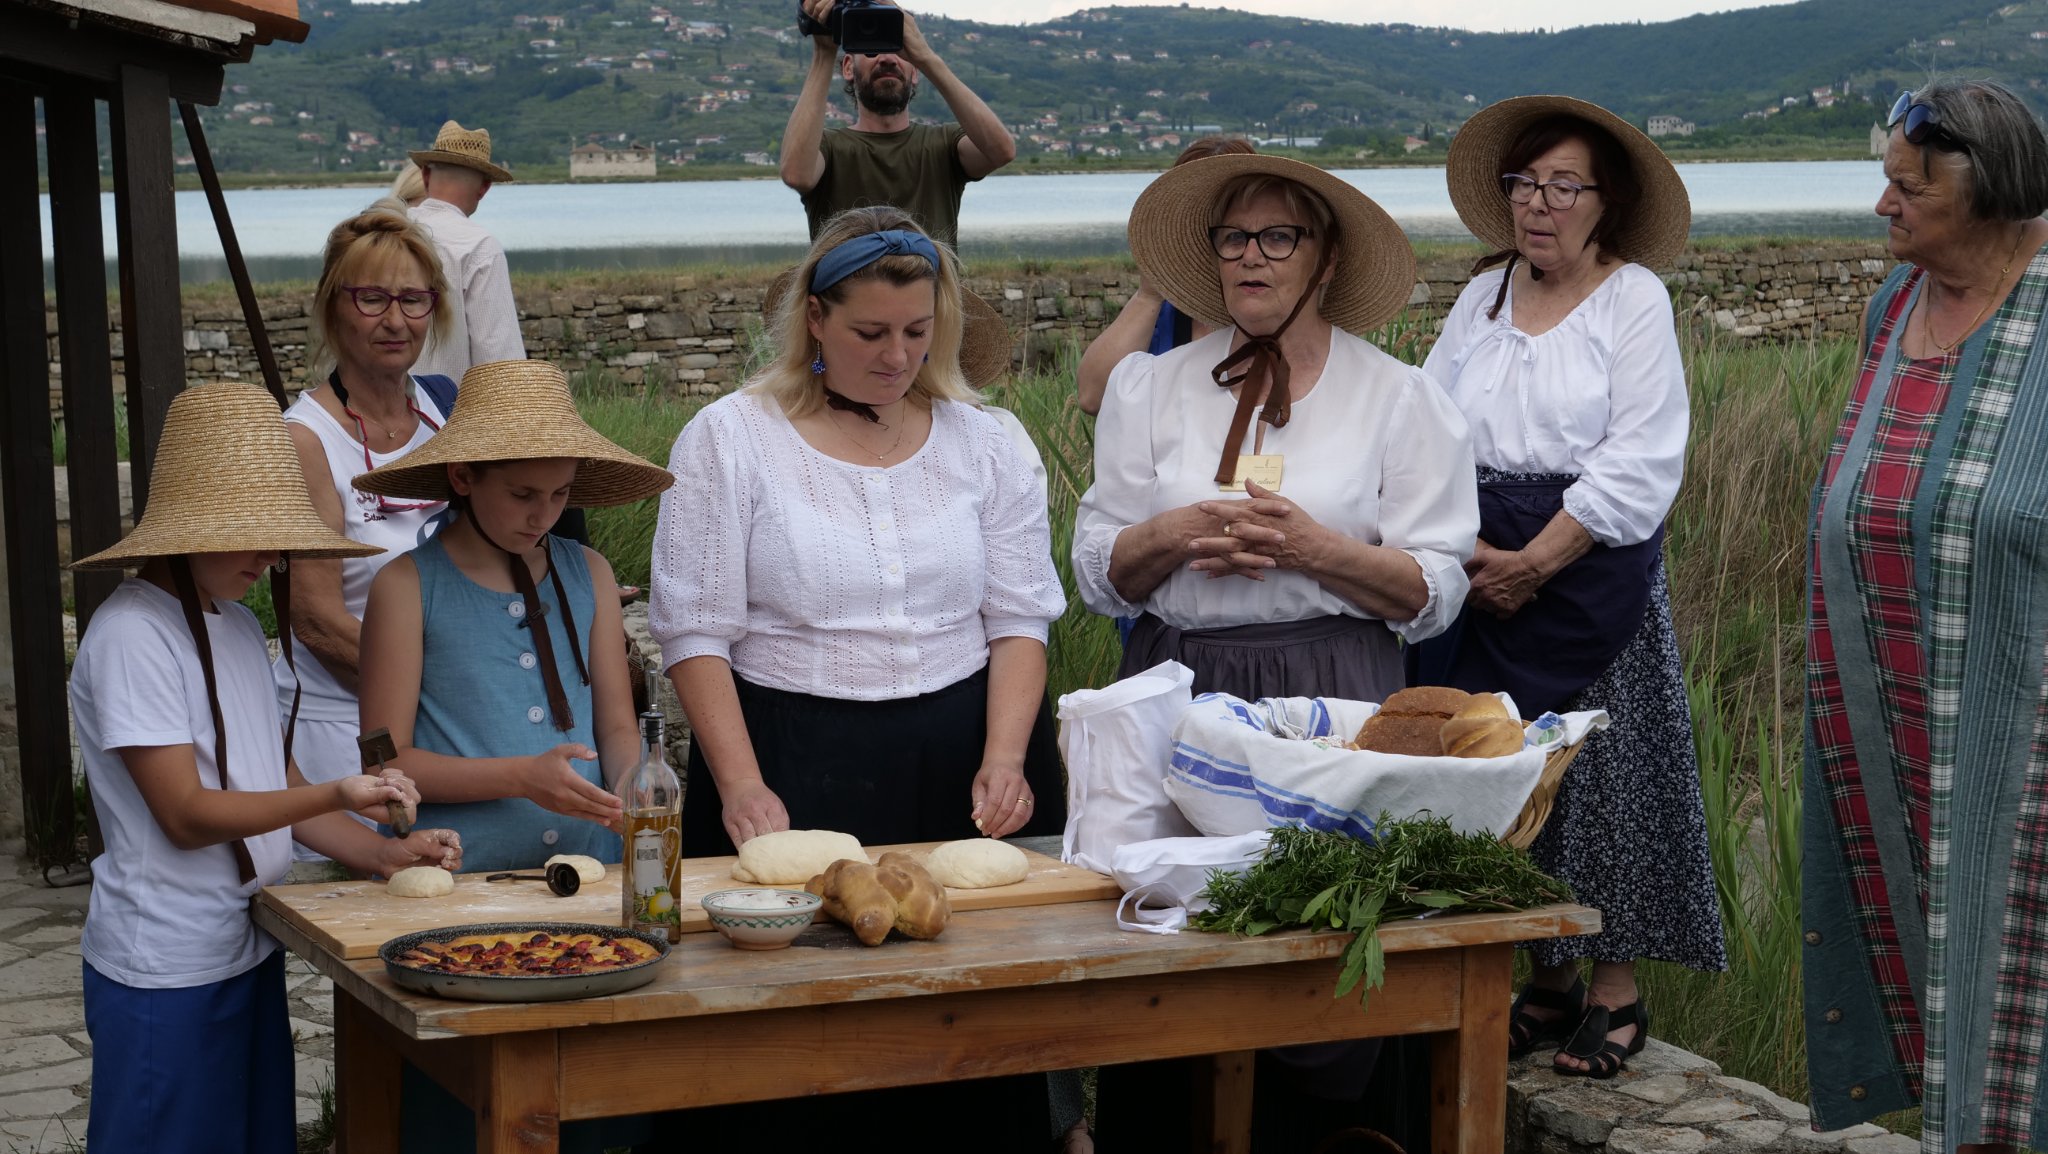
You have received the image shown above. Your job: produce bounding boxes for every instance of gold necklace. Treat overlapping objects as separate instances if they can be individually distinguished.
[1924,225,2026,353]
[830,405,907,462]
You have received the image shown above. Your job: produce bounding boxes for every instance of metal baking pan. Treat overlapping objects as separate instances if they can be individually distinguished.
[379,921,671,1003]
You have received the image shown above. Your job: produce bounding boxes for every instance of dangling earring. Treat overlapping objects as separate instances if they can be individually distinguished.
[811,345,826,375]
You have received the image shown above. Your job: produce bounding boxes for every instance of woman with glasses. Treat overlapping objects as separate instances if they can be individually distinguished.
[277,200,454,869]
[1074,153,1476,1151]
[1411,96,1725,1080]
[1804,79,2048,1153]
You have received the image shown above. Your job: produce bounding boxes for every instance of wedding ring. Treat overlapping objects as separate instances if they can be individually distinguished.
[1017,798,1032,807]
[1224,522,1237,537]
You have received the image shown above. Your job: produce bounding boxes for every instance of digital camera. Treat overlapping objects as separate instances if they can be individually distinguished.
[796,0,903,56]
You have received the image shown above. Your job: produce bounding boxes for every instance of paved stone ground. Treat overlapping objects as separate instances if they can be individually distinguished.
[0,840,336,1154]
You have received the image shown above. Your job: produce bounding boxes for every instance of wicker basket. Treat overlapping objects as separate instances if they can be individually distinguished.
[1499,728,1592,851]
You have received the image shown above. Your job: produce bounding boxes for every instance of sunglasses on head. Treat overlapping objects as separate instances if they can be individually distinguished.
[1889,91,1961,149]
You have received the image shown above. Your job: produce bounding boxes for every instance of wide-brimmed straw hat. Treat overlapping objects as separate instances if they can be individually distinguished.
[353,360,673,506]
[409,120,514,183]
[1447,95,1691,270]
[763,267,1014,387]
[1126,153,1417,335]
[73,383,381,570]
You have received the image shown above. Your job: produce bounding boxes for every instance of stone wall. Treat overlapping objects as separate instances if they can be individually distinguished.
[39,242,1893,411]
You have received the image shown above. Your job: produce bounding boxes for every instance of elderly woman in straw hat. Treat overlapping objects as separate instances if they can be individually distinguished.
[354,359,672,876]
[1803,79,2048,1152]
[69,383,460,1154]
[1073,152,1477,1150]
[1410,95,1725,1079]
[651,204,1064,1150]
[278,200,455,867]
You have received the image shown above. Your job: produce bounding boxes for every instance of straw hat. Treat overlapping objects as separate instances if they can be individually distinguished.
[1447,95,1691,270]
[763,267,1014,387]
[409,120,514,183]
[353,360,673,506]
[1126,153,1417,336]
[73,383,381,570]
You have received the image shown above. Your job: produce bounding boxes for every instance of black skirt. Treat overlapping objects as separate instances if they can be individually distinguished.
[672,666,1063,1154]
[682,666,1066,856]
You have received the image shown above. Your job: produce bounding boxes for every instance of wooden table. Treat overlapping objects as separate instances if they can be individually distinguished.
[255,869,1596,1154]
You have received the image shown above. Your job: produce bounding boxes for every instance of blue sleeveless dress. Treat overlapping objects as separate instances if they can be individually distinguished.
[405,532,621,873]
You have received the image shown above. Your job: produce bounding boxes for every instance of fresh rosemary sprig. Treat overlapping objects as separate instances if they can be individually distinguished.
[1191,817,1573,1008]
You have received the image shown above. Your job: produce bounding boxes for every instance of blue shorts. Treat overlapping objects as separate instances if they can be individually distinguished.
[83,950,295,1154]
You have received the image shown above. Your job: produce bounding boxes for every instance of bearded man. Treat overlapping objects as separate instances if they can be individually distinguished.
[779,1,1016,248]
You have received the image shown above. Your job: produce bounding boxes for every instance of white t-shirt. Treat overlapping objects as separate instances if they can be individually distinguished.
[73,579,292,989]
[1073,326,1477,637]
[273,385,448,724]
[1419,263,1688,547]
[650,392,1065,701]
[408,198,526,383]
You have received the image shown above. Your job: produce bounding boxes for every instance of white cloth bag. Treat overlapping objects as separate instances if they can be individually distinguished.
[1162,692,1557,839]
[1056,660,1200,875]
[1109,831,1271,934]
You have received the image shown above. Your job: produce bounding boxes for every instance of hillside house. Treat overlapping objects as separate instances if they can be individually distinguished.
[570,141,656,178]
[1646,114,1694,137]
[1871,123,1889,155]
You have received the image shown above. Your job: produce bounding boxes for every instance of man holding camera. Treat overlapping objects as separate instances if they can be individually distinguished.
[780,0,1015,248]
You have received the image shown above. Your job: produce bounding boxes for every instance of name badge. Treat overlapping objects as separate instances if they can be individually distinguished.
[1218,454,1284,493]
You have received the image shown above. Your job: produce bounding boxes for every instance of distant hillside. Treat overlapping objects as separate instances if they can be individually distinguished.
[169,0,2047,176]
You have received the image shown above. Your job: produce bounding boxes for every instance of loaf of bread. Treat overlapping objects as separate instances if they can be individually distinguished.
[1356,713,1450,756]
[1451,694,1512,721]
[806,853,952,945]
[1440,716,1525,758]
[1377,685,1472,719]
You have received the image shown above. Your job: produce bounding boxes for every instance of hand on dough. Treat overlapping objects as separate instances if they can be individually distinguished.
[380,827,463,877]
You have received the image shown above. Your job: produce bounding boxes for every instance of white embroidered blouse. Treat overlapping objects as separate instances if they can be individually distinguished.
[1072,326,1478,639]
[650,391,1064,702]
[1420,263,1688,547]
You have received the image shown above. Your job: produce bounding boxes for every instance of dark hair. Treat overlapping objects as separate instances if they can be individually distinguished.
[1905,78,2048,222]
[1175,135,1255,166]
[1474,115,1642,318]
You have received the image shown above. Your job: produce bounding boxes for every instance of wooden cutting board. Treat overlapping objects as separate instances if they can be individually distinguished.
[260,841,1121,960]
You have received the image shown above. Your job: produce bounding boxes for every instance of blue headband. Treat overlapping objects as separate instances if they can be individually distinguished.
[809,229,941,295]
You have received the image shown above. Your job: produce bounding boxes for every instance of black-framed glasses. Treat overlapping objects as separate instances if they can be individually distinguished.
[343,285,440,319]
[1501,174,1599,210]
[1208,225,1309,261]
[1888,91,1960,149]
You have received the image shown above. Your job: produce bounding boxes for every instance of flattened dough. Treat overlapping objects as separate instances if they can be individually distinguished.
[925,839,1029,889]
[545,854,606,884]
[732,829,866,884]
[387,866,455,898]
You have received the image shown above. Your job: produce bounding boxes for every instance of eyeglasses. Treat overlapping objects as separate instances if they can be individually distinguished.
[1208,225,1309,261]
[1888,91,1960,149]
[1501,174,1599,210]
[343,285,440,319]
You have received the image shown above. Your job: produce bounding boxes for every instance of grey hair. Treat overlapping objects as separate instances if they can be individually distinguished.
[1909,78,2048,222]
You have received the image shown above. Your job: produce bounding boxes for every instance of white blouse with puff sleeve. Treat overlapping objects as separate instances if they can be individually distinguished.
[650,392,1065,702]
[1420,263,1687,547]
[1072,326,1478,640]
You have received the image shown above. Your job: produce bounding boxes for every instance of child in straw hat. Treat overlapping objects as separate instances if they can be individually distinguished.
[355,359,673,875]
[68,383,463,1154]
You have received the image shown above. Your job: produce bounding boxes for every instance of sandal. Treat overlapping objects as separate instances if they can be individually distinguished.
[1555,999,1649,1080]
[1507,976,1586,1058]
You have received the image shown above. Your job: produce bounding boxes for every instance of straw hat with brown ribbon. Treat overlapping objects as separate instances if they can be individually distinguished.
[1126,152,1417,336]
[74,382,380,570]
[763,267,1014,387]
[1447,95,1690,270]
[354,360,673,506]
[409,120,514,184]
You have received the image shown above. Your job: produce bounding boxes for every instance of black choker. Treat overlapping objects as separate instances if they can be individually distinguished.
[824,387,882,424]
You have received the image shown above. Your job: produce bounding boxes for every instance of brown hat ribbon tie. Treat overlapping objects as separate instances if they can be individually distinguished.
[1211,244,1334,485]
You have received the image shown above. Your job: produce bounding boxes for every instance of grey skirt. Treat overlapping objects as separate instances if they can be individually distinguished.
[1118,612,1404,703]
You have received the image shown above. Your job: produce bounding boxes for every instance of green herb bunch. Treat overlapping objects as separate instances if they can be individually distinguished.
[1191,817,1573,1007]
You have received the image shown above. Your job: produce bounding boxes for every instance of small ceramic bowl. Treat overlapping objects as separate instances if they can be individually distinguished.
[701,888,823,950]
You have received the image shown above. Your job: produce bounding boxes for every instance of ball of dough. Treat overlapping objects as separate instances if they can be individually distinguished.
[924,839,1029,890]
[732,829,866,884]
[545,854,606,885]
[386,866,454,898]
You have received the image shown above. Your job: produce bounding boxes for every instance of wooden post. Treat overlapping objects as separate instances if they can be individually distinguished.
[45,87,123,632]
[332,992,403,1154]
[0,81,76,862]
[1430,943,1512,1154]
[1191,1050,1255,1154]
[477,1031,561,1154]
[109,64,183,508]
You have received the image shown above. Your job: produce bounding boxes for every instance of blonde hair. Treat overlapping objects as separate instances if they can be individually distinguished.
[749,206,977,419]
[389,161,427,207]
[307,198,452,377]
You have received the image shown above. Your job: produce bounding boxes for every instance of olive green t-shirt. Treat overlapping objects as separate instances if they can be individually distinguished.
[802,123,973,248]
